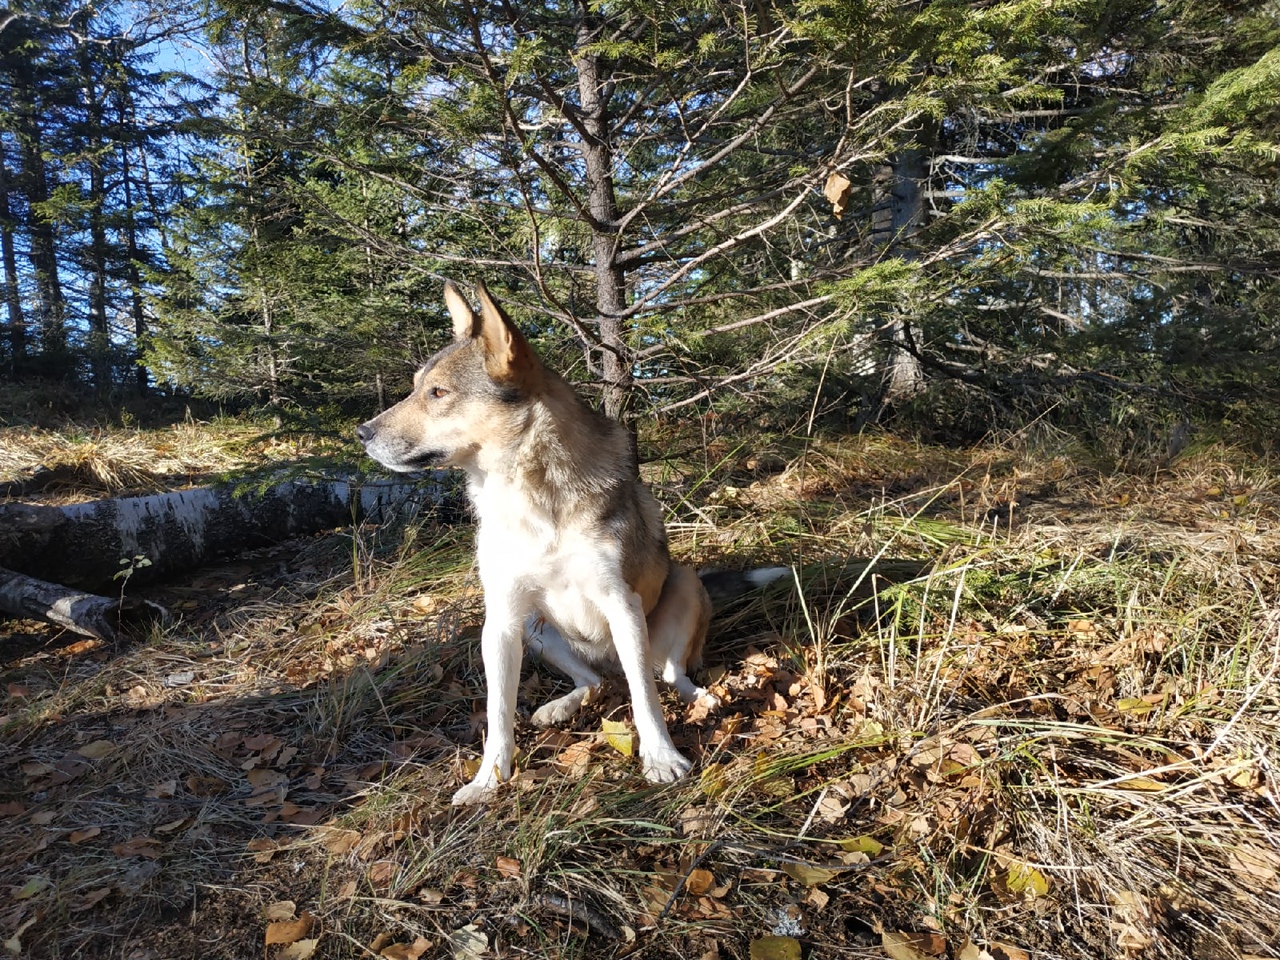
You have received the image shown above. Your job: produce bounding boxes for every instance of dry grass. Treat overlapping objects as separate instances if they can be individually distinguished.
[2,428,1279,959]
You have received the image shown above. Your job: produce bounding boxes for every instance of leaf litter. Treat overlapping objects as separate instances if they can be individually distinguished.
[0,433,1278,958]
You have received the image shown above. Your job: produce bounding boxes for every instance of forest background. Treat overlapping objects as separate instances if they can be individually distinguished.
[3,2,1280,959]
[3,0,1278,449]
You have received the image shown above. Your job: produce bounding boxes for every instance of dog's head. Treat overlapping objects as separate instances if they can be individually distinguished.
[357,280,543,472]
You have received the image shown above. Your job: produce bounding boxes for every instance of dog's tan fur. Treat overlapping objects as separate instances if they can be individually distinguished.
[358,280,715,804]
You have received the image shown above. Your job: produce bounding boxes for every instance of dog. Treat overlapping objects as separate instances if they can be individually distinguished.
[358,279,785,805]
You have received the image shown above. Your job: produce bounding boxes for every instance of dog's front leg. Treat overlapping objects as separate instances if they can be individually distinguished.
[452,597,525,806]
[599,588,693,784]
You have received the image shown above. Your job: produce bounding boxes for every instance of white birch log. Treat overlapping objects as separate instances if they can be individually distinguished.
[0,566,170,642]
[0,474,452,593]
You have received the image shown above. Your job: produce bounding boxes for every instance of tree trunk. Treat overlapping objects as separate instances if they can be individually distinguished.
[14,62,68,372]
[573,6,632,423]
[0,567,168,643]
[0,142,26,376]
[78,27,113,392]
[0,475,450,594]
[118,86,150,394]
[875,120,934,404]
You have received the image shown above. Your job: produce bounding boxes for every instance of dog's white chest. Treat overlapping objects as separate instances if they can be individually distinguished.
[470,477,619,643]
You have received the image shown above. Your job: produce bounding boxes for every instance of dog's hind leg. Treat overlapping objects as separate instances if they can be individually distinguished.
[527,617,603,728]
[647,564,714,703]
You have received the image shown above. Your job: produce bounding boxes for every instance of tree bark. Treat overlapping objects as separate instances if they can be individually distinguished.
[573,5,632,423]
[0,567,169,643]
[0,475,450,594]
[0,140,26,375]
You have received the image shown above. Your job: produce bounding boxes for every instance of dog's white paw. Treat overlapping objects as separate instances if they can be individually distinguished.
[692,688,721,709]
[641,746,694,784]
[530,686,595,728]
[451,779,499,806]
[531,696,581,728]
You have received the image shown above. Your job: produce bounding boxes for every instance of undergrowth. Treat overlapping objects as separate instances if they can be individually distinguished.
[1,425,1278,959]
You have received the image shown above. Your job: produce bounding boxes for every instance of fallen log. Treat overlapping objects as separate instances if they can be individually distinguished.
[0,474,452,594]
[0,566,170,642]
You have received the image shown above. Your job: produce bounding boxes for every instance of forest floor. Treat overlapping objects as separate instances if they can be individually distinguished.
[1,417,1278,960]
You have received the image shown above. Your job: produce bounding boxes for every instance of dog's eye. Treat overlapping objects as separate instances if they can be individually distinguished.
[429,386,449,399]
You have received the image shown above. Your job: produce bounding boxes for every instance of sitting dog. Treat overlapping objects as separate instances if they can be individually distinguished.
[358,280,783,804]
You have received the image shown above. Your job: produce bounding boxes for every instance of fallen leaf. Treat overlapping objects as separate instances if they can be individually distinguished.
[368,860,396,886]
[686,868,716,896]
[601,719,634,757]
[883,931,947,959]
[69,886,112,912]
[836,835,885,857]
[248,838,277,863]
[451,923,488,960]
[264,900,297,921]
[69,826,102,844]
[381,937,432,960]
[998,859,1049,900]
[957,942,994,960]
[320,828,361,856]
[495,856,521,879]
[112,836,162,859]
[265,911,314,946]
[77,740,115,759]
[278,939,319,960]
[989,943,1030,960]
[13,877,51,900]
[781,861,845,886]
[2,916,37,955]
[749,936,802,960]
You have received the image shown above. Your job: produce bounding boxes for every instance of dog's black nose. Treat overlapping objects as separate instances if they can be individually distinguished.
[356,422,374,444]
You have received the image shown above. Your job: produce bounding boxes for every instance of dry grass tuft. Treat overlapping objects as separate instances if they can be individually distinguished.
[1,429,1278,959]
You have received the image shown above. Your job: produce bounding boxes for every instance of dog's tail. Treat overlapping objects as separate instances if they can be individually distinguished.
[698,565,790,613]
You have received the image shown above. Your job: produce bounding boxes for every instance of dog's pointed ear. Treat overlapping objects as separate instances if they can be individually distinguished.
[474,281,538,385]
[443,280,480,341]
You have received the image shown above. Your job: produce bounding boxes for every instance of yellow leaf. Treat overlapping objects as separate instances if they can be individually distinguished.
[835,835,885,857]
[781,861,845,886]
[750,936,802,960]
[600,719,634,757]
[1003,860,1050,899]
[13,877,50,900]
[1116,698,1155,715]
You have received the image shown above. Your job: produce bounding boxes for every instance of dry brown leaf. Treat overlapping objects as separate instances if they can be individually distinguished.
[824,172,852,219]
[265,911,314,946]
[76,740,115,759]
[686,868,716,896]
[781,861,846,886]
[69,886,112,912]
[264,900,296,921]
[185,775,229,797]
[248,837,277,863]
[957,941,994,960]
[278,939,319,960]
[368,860,396,886]
[380,937,432,960]
[320,828,361,856]
[69,826,101,844]
[112,836,162,858]
[882,931,947,960]
[495,856,521,879]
